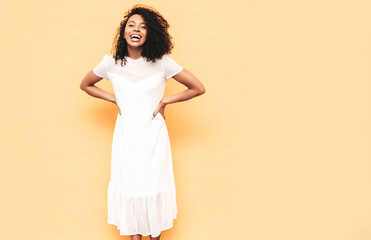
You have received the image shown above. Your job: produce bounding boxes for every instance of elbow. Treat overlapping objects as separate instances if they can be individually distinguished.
[197,86,206,95]
[80,83,86,92]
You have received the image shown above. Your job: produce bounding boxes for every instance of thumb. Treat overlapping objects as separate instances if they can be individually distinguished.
[152,110,158,119]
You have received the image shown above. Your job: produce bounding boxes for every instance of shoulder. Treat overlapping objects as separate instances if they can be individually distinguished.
[103,54,114,60]
[102,54,116,65]
[161,53,171,60]
[160,54,176,65]
[161,53,182,66]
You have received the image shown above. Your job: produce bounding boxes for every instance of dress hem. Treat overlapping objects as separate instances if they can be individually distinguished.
[107,213,177,237]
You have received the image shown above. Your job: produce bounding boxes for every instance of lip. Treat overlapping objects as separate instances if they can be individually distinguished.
[130,34,142,39]
[129,38,141,42]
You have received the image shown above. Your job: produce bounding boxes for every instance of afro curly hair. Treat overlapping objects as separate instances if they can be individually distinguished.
[110,4,175,66]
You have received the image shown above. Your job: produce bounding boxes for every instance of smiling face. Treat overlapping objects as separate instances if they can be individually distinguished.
[124,14,148,49]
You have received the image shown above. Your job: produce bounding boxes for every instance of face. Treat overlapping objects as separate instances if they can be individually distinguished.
[124,14,147,48]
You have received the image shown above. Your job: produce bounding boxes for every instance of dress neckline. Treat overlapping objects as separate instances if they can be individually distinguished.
[126,56,144,63]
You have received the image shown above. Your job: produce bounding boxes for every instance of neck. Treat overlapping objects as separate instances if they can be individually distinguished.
[127,46,143,59]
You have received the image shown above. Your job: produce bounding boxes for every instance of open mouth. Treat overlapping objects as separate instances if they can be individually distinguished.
[130,34,141,40]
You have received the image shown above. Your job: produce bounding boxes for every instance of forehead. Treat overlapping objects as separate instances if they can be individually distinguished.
[127,14,146,24]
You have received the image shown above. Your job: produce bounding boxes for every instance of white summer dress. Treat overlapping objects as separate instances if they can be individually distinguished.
[93,54,183,238]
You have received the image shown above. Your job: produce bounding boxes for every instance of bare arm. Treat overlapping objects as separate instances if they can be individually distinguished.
[162,68,205,105]
[80,70,116,103]
[152,68,205,119]
[80,70,121,114]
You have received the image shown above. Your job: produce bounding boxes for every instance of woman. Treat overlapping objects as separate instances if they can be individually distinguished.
[80,4,205,240]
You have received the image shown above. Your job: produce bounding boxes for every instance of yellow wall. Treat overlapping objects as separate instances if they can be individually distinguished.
[2,0,371,239]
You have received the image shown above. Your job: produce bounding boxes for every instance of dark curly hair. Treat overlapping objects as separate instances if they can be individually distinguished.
[110,4,175,66]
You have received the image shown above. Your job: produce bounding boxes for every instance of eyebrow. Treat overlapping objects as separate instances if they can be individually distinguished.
[128,21,146,24]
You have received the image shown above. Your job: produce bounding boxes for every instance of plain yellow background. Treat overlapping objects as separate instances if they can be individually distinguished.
[1,0,371,239]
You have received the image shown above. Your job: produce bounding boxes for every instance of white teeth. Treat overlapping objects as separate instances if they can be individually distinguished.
[130,34,141,39]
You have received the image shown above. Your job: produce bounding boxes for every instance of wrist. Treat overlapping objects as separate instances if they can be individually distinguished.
[111,95,116,103]
[160,97,170,105]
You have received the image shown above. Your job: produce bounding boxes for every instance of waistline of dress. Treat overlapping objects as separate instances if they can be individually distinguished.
[120,103,160,114]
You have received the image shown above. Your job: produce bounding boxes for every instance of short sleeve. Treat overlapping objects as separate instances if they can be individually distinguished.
[92,55,109,80]
[162,54,183,80]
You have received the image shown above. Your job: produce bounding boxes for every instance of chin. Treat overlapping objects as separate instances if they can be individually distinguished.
[128,42,145,48]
